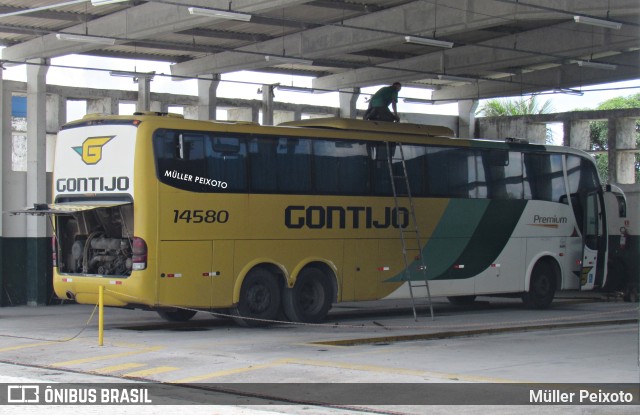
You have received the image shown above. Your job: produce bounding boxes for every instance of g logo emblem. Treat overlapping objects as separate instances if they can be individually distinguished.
[73,136,114,165]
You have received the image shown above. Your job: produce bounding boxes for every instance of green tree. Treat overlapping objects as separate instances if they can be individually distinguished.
[588,93,640,183]
[477,96,554,117]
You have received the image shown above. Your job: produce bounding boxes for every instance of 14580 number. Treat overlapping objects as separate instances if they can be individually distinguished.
[173,209,229,224]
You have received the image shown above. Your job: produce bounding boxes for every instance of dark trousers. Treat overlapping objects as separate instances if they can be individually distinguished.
[363,105,396,122]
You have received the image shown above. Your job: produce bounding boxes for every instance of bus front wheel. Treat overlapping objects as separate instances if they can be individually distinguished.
[283,267,333,324]
[522,260,556,309]
[232,268,281,327]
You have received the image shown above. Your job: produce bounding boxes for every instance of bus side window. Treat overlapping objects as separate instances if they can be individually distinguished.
[207,136,247,191]
[369,142,393,195]
[249,137,277,192]
[482,150,524,199]
[314,140,369,195]
[523,153,565,202]
[277,137,312,193]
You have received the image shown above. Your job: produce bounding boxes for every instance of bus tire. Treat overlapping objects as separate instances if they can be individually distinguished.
[157,308,197,322]
[232,268,281,327]
[283,267,333,324]
[522,260,556,309]
[447,295,476,306]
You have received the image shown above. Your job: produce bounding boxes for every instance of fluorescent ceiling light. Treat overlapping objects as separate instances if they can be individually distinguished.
[437,74,476,83]
[276,85,314,93]
[110,70,155,79]
[91,0,128,5]
[403,98,434,104]
[265,55,313,65]
[0,0,88,17]
[573,15,622,30]
[553,88,584,96]
[574,60,617,70]
[404,36,454,49]
[55,33,116,45]
[188,7,252,22]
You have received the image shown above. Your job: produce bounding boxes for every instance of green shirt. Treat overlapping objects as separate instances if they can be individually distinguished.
[370,86,398,108]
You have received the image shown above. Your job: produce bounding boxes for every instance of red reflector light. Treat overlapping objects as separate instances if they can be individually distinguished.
[132,237,147,270]
[51,235,58,268]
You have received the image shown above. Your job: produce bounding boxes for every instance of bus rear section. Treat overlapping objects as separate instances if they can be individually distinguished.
[47,118,146,307]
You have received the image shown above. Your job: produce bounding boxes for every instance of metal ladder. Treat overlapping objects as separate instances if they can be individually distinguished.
[385,141,434,321]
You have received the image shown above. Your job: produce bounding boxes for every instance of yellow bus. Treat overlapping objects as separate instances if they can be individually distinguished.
[22,113,628,325]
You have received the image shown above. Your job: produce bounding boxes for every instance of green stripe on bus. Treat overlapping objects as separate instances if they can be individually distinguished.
[386,199,527,282]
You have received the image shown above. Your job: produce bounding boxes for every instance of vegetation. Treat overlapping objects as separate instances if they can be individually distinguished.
[588,93,640,183]
[477,96,554,117]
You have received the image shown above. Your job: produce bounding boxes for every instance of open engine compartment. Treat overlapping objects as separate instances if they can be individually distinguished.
[56,204,134,276]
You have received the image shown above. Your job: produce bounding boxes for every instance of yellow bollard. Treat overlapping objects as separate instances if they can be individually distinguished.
[98,285,104,346]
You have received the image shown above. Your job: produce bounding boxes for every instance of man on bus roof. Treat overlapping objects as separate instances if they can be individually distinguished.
[363,82,402,123]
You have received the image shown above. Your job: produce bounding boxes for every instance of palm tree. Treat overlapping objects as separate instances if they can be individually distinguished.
[477,96,554,117]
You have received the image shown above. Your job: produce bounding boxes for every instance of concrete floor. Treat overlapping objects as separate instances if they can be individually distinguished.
[0,296,638,414]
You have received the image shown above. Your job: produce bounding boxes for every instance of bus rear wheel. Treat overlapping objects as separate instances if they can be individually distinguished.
[232,268,281,327]
[157,308,197,322]
[522,260,556,309]
[283,267,333,324]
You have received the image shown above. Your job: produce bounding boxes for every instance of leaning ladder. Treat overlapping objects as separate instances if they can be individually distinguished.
[385,141,434,321]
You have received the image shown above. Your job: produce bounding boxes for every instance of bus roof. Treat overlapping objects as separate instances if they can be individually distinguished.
[280,117,455,138]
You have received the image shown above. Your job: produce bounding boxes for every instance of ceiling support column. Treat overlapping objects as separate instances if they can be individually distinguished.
[262,84,274,126]
[198,74,220,121]
[339,88,360,119]
[26,58,49,306]
[136,75,153,113]
[458,99,478,138]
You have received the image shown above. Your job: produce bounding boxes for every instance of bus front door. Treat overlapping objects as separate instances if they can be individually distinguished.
[581,192,607,290]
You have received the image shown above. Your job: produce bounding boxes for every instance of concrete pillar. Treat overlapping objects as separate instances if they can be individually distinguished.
[47,94,67,132]
[262,85,274,126]
[198,75,220,121]
[565,120,590,150]
[615,118,636,184]
[527,123,547,145]
[136,75,152,112]
[26,59,49,306]
[339,87,360,119]
[458,99,478,138]
[87,97,118,115]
